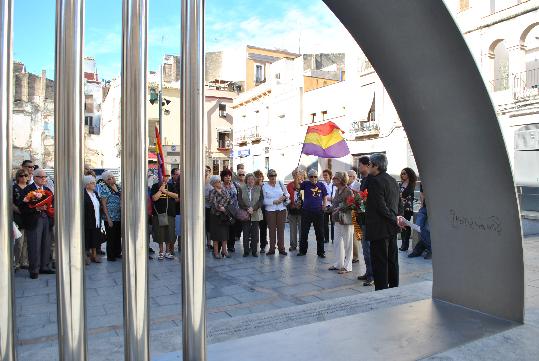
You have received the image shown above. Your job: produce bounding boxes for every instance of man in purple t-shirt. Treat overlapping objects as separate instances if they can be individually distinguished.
[298,169,328,258]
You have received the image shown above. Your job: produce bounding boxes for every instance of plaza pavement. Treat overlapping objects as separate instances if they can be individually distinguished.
[12,227,538,360]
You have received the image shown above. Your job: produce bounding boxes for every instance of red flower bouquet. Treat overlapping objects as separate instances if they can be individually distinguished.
[346,189,368,213]
[24,189,55,218]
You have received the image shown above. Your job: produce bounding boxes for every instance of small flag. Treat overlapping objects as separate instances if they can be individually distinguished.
[301,121,350,158]
[155,126,167,182]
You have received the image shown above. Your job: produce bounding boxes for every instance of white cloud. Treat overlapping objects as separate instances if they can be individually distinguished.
[206,2,360,54]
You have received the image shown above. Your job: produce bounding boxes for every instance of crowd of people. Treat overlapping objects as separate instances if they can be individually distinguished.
[11,153,432,291]
[203,153,433,290]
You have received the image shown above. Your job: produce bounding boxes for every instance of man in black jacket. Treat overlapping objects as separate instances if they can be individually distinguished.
[21,168,55,279]
[365,153,402,291]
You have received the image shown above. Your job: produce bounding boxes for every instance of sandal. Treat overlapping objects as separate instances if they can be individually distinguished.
[338,268,351,274]
[328,266,338,271]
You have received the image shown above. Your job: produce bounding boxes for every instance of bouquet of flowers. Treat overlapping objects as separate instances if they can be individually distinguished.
[23,189,55,218]
[346,189,368,212]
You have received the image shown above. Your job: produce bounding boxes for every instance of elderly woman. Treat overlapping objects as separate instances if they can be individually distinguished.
[286,168,305,252]
[238,173,263,257]
[328,172,354,274]
[84,175,102,264]
[262,169,289,256]
[98,171,122,261]
[221,168,239,253]
[253,170,267,253]
[204,165,213,250]
[209,175,232,258]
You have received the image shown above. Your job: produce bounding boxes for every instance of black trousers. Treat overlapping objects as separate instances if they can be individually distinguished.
[370,235,399,291]
[106,221,122,259]
[400,210,413,250]
[299,209,325,255]
[323,212,334,242]
[259,216,267,250]
[227,221,242,251]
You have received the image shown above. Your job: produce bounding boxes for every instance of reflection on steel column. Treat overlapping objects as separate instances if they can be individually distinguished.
[54,0,87,359]
[180,0,207,359]
[121,0,149,360]
[0,1,15,360]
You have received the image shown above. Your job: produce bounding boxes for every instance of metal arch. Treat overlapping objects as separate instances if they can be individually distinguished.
[323,0,524,322]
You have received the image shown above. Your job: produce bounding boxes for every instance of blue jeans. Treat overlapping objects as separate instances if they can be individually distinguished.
[414,207,431,252]
[361,225,373,280]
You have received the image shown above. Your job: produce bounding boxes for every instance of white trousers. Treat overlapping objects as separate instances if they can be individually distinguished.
[333,223,354,271]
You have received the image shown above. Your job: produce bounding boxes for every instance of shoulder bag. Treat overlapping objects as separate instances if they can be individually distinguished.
[154,186,169,226]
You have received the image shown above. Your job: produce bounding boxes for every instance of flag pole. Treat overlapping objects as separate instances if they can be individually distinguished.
[296,126,309,172]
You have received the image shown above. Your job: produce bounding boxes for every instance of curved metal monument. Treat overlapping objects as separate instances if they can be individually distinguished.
[0,0,526,360]
[323,0,525,322]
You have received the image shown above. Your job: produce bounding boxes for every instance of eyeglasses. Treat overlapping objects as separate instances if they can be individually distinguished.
[238,174,245,177]
[18,174,29,178]
[35,175,47,179]
[268,174,277,177]
[309,176,318,179]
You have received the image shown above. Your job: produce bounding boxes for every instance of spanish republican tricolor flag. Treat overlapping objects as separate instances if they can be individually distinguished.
[301,121,350,158]
[155,126,167,181]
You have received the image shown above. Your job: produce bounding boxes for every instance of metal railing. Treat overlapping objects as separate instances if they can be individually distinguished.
[235,125,263,144]
[351,121,380,137]
[513,68,539,100]
[0,0,206,360]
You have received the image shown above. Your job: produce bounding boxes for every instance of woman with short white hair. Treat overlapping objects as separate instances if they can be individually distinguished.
[84,175,102,264]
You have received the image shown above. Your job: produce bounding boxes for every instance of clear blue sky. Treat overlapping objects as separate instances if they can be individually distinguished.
[14,0,352,80]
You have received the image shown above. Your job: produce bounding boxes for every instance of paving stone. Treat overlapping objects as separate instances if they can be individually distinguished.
[207,296,241,309]
[276,283,323,296]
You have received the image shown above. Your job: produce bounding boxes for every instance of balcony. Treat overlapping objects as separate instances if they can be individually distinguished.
[351,121,380,139]
[235,126,264,145]
[250,126,262,143]
[513,68,539,101]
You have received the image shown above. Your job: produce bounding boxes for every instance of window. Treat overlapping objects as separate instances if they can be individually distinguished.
[222,160,230,170]
[219,103,227,118]
[255,64,265,84]
[212,159,219,175]
[85,95,94,113]
[217,131,232,149]
[265,157,269,172]
[275,73,280,80]
[311,113,316,123]
[84,116,93,126]
[367,96,375,122]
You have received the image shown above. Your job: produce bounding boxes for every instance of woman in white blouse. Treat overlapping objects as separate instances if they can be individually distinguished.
[262,169,289,256]
[83,175,102,264]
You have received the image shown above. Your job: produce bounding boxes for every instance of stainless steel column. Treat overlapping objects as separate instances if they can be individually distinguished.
[54,0,87,359]
[121,0,149,360]
[180,0,206,359]
[0,1,15,360]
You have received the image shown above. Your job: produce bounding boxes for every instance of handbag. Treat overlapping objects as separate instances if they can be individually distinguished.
[235,208,250,222]
[154,188,169,226]
[338,211,353,225]
[219,210,236,225]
